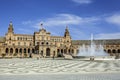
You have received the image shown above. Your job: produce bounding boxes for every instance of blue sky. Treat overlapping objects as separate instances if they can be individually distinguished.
[0,0,120,40]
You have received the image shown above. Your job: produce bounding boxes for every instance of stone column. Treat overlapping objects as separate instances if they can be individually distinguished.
[26,48,28,54]
[55,47,57,57]
[59,49,61,54]
[50,47,52,57]
[22,48,24,57]
[43,47,46,57]
[66,49,68,54]
[13,48,15,57]
[8,48,10,54]
[63,49,64,53]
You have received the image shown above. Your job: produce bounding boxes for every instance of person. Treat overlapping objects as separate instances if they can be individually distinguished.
[37,57,39,60]
[53,53,55,60]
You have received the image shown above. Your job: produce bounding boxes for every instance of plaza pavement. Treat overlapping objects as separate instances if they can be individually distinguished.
[0,58,120,80]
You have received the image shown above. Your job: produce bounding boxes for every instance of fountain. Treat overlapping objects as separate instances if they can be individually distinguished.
[76,34,115,60]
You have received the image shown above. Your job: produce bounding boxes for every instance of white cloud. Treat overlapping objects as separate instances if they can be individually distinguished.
[106,14,120,26]
[21,14,100,30]
[95,33,120,39]
[44,14,81,26]
[33,14,100,29]
[71,0,92,4]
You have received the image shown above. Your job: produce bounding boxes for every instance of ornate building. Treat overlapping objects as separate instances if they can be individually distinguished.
[0,22,120,58]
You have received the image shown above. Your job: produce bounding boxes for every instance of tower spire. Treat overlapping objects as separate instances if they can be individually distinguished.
[64,26,70,37]
[8,21,14,33]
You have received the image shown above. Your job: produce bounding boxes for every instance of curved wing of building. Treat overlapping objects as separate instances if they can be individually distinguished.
[0,22,120,58]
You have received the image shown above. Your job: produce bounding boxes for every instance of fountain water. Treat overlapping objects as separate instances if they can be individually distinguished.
[78,34,109,57]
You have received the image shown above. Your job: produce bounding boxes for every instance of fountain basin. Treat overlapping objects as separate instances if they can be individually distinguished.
[73,56,115,60]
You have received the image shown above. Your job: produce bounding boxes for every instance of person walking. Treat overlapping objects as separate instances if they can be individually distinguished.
[53,53,55,60]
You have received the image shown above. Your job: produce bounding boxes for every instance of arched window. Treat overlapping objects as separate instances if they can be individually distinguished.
[15,48,18,53]
[32,49,34,53]
[57,49,60,53]
[28,48,30,53]
[17,37,19,40]
[68,49,70,53]
[24,48,26,53]
[9,37,11,40]
[112,49,116,53]
[19,48,22,53]
[72,49,74,53]
[118,49,120,53]
[108,49,111,53]
[41,42,44,45]
[20,37,22,40]
[10,48,13,53]
[6,48,9,53]
[61,49,63,53]
[26,37,27,40]
[46,48,50,56]
[46,42,48,45]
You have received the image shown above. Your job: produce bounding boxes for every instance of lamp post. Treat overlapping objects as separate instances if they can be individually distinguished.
[40,23,44,58]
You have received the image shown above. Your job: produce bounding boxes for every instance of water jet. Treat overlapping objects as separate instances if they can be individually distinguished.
[75,34,115,60]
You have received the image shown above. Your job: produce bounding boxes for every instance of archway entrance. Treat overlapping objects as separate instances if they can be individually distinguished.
[46,48,50,56]
[118,49,120,53]
[15,48,18,53]
[108,49,111,53]
[112,49,116,53]
[10,48,13,53]
[6,48,9,54]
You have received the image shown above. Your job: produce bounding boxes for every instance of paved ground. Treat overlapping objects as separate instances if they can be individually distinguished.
[0,73,120,80]
[0,58,120,80]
